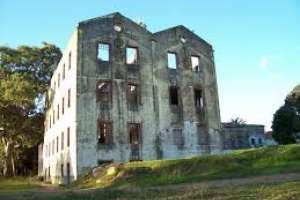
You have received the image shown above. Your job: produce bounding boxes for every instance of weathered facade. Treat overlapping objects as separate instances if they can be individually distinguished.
[42,12,222,184]
[222,123,265,150]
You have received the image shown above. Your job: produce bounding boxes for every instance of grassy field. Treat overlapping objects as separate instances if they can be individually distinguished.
[73,144,300,189]
[0,180,300,200]
[0,144,300,200]
[0,177,42,191]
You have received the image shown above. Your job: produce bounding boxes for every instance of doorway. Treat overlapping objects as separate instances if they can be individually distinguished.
[128,123,142,161]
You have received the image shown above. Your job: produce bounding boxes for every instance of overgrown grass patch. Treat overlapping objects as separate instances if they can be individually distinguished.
[73,144,300,188]
[0,177,42,190]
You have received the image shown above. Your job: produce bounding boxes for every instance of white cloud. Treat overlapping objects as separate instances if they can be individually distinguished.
[259,56,271,69]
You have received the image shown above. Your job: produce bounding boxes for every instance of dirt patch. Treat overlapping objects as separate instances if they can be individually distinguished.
[121,172,300,192]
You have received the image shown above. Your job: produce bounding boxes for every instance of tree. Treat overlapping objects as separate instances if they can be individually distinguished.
[229,117,246,126]
[272,84,300,144]
[0,43,61,176]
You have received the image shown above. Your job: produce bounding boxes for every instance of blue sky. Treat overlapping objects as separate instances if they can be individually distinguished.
[1,0,300,130]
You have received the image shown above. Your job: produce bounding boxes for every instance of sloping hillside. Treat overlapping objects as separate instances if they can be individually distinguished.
[72,144,300,189]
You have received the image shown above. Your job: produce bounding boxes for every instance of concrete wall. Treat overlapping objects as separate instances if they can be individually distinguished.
[75,13,222,177]
[222,123,265,150]
[43,29,78,184]
[43,12,223,183]
[153,26,222,157]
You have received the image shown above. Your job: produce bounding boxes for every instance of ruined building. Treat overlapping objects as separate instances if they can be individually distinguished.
[42,12,222,184]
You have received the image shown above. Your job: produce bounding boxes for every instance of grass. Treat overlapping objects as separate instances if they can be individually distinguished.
[0,177,42,190]
[0,180,300,200]
[72,144,300,188]
[0,144,300,199]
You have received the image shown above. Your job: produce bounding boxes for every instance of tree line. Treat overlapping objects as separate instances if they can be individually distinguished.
[0,43,61,176]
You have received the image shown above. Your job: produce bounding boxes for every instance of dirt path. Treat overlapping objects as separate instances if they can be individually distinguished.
[117,173,300,192]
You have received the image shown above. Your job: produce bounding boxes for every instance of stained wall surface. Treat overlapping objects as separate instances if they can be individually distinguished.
[43,13,223,183]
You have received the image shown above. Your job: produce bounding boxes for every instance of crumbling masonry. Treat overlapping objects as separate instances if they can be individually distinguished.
[42,12,223,184]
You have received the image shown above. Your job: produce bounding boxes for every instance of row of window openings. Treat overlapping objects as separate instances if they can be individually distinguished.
[170,86,204,109]
[51,51,72,91]
[98,43,201,72]
[98,122,140,145]
[97,82,139,105]
[47,89,71,130]
[250,138,263,146]
[45,128,70,158]
[45,163,70,182]
[97,81,204,109]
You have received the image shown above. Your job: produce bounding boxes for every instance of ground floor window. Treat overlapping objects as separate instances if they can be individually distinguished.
[98,121,113,145]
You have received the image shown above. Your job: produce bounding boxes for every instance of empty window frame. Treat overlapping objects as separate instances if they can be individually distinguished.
[58,73,60,88]
[258,138,263,145]
[57,104,60,120]
[68,89,71,108]
[127,84,139,106]
[194,88,204,110]
[167,52,177,69]
[48,166,50,178]
[128,123,141,145]
[126,47,138,65]
[97,43,110,62]
[62,97,65,115]
[98,121,113,144]
[66,162,70,184]
[61,132,64,150]
[68,52,72,70]
[96,81,112,102]
[62,64,65,80]
[61,164,64,177]
[169,86,179,105]
[56,136,59,153]
[53,110,55,124]
[67,127,70,147]
[191,56,200,72]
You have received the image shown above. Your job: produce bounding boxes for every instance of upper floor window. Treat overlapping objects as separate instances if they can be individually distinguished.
[191,56,200,72]
[127,84,139,106]
[62,97,65,115]
[58,73,60,88]
[62,64,65,80]
[126,47,138,65]
[194,88,204,110]
[57,104,60,120]
[68,52,72,70]
[169,86,179,105]
[67,89,71,108]
[53,110,55,124]
[167,52,177,69]
[98,121,113,144]
[96,81,112,103]
[97,43,110,62]
[67,127,70,147]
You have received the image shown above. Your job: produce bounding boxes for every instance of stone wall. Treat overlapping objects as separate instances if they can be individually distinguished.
[43,12,223,183]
